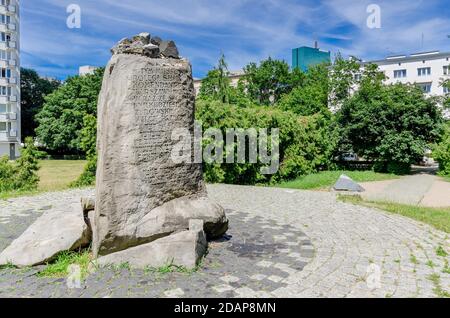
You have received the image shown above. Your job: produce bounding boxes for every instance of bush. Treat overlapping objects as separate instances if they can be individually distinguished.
[196,100,338,185]
[434,123,450,176]
[0,137,40,193]
[71,114,97,187]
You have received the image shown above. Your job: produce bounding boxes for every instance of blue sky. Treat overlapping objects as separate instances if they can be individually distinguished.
[21,0,450,80]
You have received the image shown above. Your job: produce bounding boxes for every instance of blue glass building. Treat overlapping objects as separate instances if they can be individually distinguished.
[292,46,331,72]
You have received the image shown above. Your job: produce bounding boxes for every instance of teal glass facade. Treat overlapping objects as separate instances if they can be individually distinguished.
[292,46,331,72]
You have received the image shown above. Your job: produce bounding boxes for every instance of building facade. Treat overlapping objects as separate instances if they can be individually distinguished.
[361,51,450,96]
[0,0,19,159]
[358,51,450,118]
[193,70,244,96]
[79,65,98,76]
[292,45,331,72]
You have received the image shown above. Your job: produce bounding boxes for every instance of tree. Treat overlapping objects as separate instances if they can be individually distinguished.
[35,68,104,154]
[338,64,442,174]
[198,54,231,103]
[243,58,292,105]
[278,63,330,116]
[329,53,361,107]
[20,68,60,138]
[434,122,450,176]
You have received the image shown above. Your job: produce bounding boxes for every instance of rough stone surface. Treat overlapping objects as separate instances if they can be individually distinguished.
[94,36,227,257]
[333,174,365,192]
[0,202,90,267]
[96,220,207,269]
[111,33,179,59]
[159,40,179,58]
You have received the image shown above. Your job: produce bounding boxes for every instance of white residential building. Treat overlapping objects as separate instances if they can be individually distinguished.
[0,0,20,159]
[79,65,98,76]
[361,51,450,96]
[193,70,245,96]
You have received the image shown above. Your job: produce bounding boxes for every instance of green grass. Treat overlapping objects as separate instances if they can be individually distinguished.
[0,160,87,200]
[276,170,397,191]
[338,195,450,233]
[37,250,93,279]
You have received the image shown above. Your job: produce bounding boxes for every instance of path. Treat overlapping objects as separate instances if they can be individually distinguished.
[0,185,449,298]
[360,174,450,207]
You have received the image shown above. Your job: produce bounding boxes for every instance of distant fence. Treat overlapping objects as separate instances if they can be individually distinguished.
[334,161,375,171]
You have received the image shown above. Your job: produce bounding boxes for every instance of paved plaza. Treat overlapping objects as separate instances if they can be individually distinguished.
[0,184,449,298]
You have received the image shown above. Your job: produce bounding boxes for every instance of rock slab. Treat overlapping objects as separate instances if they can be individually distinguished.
[94,34,228,258]
[96,220,207,269]
[0,203,91,267]
[333,174,365,192]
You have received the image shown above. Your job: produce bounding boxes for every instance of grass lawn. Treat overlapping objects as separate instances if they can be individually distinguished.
[37,160,87,192]
[339,195,450,233]
[276,170,398,191]
[0,160,87,200]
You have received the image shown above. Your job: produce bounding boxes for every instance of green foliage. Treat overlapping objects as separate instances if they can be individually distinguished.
[329,54,361,106]
[38,250,92,279]
[198,54,231,103]
[278,63,330,116]
[243,57,292,105]
[35,68,104,154]
[0,137,40,193]
[434,122,450,176]
[20,68,61,138]
[71,114,97,187]
[338,64,442,173]
[196,100,338,184]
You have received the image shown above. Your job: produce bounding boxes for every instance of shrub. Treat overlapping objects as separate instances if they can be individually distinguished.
[434,123,450,176]
[196,100,338,185]
[0,137,40,193]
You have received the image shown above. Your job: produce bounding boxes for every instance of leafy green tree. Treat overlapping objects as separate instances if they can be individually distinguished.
[35,68,104,154]
[278,63,330,116]
[434,122,450,176]
[329,54,360,106]
[198,54,231,103]
[338,65,442,174]
[20,68,60,138]
[72,114,97,187]
[243,57,292,105]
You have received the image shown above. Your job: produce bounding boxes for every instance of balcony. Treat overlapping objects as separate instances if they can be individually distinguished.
[7,41,16,48]
[7,5,15,14]
[7,23,15,31]
[9,129,17,137]
[8,112,16,120]
[0,60,7,68]
[8,95,16,102]
[8,59,15,66]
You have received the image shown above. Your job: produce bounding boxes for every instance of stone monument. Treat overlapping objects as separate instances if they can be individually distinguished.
[93,33,228,268]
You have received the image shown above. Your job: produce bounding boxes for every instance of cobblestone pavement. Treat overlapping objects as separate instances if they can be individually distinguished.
[0,185,449,298]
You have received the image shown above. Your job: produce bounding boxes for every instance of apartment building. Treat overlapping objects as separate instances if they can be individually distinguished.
[0,0,19,159]
[361,51,450,96]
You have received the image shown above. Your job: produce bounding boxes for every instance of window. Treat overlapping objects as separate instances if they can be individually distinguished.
[444,66,449,75]
[0,68,10,78]
[0,122,6,132]
[0,85,11,96]
[418,83,432,93]
[0,14,10,24]
[444,87,449,94]
[0,1,10,6]
[0,104,6,113]
[0,50,9,60]
[418,67,431,76]
[394,69,407,78]
[353,74,362,81]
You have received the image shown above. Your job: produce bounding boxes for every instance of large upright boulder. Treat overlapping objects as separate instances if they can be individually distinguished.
[93,33,228,260]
